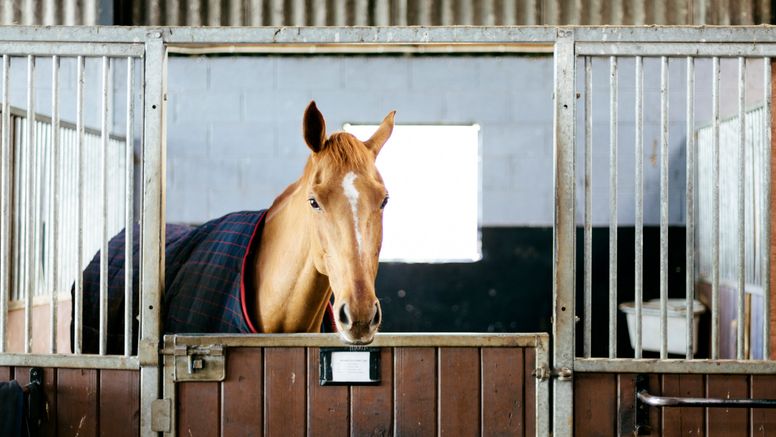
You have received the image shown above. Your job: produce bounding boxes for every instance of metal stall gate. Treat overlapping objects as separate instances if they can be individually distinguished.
[557,30,776,436]
[0,29,166,436]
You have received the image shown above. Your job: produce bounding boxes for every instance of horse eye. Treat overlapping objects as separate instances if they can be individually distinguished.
[380,196,389,209]
[309,198,321,210]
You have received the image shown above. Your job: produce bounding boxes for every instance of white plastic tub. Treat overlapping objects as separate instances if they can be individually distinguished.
[619,299,706,355]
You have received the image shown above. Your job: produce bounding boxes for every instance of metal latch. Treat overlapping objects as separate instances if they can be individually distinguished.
[533,365,573,381]
[173,344,226,382]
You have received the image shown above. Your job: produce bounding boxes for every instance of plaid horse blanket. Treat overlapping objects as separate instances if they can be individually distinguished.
[72,210,334,354]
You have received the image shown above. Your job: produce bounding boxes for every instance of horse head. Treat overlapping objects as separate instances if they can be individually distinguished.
[302,101,394,344]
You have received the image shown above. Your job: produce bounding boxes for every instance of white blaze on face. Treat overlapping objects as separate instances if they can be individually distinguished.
[342,171,363,253]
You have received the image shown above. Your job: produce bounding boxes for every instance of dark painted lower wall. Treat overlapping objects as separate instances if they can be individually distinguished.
[376,226,688,359]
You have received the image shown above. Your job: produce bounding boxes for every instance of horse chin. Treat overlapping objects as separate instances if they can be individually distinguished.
[337,331,376,346]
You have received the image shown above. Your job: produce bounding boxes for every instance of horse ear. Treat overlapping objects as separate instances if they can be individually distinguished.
[365,111,396,156]
[303,101,326,153]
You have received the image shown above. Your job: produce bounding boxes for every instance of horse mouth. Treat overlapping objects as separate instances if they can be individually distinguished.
[338,332,376,346]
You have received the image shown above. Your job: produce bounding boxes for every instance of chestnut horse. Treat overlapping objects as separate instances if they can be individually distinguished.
[75,101,394,353]
[251,101,394,344]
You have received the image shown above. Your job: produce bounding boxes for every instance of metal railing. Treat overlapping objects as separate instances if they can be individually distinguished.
[0,49,144,362]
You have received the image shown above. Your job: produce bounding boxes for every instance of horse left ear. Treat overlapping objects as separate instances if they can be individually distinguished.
[365,111,396,156]
[303,101,327,153]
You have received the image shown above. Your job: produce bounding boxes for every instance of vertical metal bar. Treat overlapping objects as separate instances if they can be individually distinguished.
[374,0,390,25]
[50,55,60,354]
[43,0,55,24]
[228,0,242,25]
[249,0,263,26]
[583,56,593,358]
[74,55,84,355]
[635,55,644,359]
[394,0,407,25]
[535,335,550,437]
[609,56,618,359]
[332,0,346,25]
[99,56,109,355]
[737,56,746,360]
[354,0,368,25]
[139,35,165,436]
[22,0,34,24]
[187,0,202,26]
[440,0,453,24]
[0,55,8,353]
[552,30,575,437]
[763,58,772,360]
[166,0,180,25]
[269,0,284,26]
[24,55,34,354]
[291,0,307,26]
[686,56,696,360]
[207,0,221,25]
[124,58,134,357]
[480,0,495,25]
[501,0,516,25]
[711,56,721,360]
[459,0,473,24]
[83,0,96,24]
[660,56,670,359]
[1,0,11,24]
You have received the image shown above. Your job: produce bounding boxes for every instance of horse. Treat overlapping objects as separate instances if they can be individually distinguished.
[73,101,395,352]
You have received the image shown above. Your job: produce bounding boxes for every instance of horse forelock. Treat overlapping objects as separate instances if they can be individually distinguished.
[313,132,373,172]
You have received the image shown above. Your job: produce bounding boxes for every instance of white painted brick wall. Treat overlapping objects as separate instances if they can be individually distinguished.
[7,54,754,228]
[165,54,729,227]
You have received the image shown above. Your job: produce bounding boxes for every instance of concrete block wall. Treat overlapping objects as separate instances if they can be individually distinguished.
[5,54,759,228]
[167,55,559,226]
[167,54,750,228]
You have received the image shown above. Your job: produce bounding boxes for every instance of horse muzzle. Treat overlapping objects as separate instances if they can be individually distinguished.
[335,300,381,345]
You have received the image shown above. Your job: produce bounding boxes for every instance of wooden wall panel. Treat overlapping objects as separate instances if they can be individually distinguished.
[57,368,98,437]
[482,347,525,435]
[574,373,617,436]
[438,347,480,436]
[177,382,220,437]
[394,347,436,435]
[99,370,139,437]
[307,347,349,436]
[264,347,306,437]
[662,374,704,436]
[707,375,749,436]
[0,366,11,380]
[751,375,776,434]
[350,347,393,436]
[222,348,262,437]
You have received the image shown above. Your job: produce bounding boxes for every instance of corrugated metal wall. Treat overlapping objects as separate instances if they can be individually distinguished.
[121,0,771,26]
[0,0,102,25]
[3,0,769,26]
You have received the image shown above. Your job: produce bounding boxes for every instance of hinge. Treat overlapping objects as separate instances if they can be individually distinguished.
[173,344,226,382]
[533,365,573,381]
[151,399,171,432]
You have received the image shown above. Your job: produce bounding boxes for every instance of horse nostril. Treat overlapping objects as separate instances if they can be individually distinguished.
[338,304,351,326]
[371,302,381,327]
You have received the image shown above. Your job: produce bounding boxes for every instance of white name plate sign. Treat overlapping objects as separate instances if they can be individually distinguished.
[319,348,381,385]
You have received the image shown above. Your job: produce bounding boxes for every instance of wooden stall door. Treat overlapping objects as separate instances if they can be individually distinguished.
[176,346,538,436]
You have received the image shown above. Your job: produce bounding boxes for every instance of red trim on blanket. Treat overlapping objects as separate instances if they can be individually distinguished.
[325,301,336,331]
[240,210,267,334]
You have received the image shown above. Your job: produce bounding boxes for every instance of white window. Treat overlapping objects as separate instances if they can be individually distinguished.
[344,124,481,263]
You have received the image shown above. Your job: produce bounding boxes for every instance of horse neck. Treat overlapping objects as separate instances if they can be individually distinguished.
[252,178,331,333]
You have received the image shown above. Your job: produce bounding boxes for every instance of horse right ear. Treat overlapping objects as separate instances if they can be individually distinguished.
[303,101,326,153]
